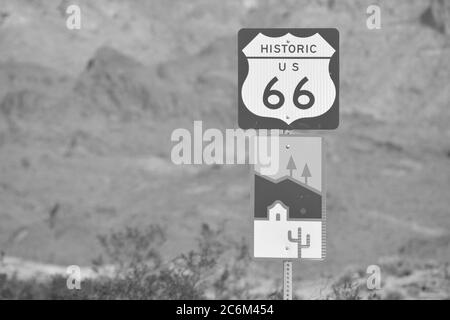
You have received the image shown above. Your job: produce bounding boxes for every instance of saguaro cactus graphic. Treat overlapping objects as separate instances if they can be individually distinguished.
[288,227,311,258]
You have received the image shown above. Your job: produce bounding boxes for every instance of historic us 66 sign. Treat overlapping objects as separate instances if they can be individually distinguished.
[238,29,339,130]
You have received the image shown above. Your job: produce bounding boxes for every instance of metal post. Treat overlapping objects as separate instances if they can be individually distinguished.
[283,260,293,300]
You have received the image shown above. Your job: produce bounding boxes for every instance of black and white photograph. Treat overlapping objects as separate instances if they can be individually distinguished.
[0,0,449,305]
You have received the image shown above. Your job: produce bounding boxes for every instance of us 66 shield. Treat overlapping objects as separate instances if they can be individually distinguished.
[238,28,339,130]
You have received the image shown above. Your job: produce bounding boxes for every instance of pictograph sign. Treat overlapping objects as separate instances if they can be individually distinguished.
[252,136,325,260]
[238,28,339,130]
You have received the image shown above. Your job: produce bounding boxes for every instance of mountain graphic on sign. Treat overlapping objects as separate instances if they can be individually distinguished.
[254,174,322,220]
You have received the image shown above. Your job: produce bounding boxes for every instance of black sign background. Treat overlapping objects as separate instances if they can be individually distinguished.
[238,28,339,130]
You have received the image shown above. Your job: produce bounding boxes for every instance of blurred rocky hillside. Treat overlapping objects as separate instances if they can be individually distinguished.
[0,0,449,287]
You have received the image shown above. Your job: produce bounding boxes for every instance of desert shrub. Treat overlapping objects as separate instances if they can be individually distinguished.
[0,273,95,299]
[94,225,166,271]
[0,222,252,300]
[384,290,404,300]
[380,258,413,278]
[327,274,361,300]
[0,273,42,299]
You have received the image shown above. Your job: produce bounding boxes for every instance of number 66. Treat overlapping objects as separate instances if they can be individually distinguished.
[263,76,315,110]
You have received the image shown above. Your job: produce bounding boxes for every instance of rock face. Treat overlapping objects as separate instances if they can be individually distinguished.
[74,46,160,116]
[421,0,450,34]
[0,0,449,287]
[0,0,245,74]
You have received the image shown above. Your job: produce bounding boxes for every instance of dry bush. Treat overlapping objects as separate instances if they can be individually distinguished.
[0,223,252,300]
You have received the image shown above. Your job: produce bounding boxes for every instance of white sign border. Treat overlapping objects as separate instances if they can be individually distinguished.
[249,133,326,261]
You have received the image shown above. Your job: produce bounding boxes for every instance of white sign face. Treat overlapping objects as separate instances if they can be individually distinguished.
[252,136,325,260]
[238,29,339,130]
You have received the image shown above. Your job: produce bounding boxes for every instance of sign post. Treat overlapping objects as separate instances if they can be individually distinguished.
[283,260,293,300]
[238,28,339,299]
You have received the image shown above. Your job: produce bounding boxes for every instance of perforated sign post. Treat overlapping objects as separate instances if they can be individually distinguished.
[238,28,339,300]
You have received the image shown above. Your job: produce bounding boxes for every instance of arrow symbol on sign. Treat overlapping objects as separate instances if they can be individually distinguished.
[301,163,311,185]
[286,155,297,178]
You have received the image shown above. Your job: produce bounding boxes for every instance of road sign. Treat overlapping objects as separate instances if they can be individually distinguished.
[238,28,339,130]
[252,135,325,260]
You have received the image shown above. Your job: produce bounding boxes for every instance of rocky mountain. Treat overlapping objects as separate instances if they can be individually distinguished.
[0,0,449,295]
